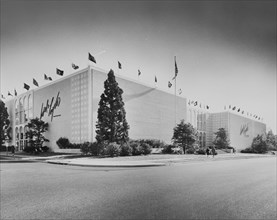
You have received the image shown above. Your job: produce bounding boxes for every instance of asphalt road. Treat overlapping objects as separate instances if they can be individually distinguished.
[1,157,276,220]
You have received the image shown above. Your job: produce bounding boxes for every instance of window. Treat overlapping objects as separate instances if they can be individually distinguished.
[15,127,19,140]
[23,96,28,122]
[15,100,19,125]
[19,98,24,124]
[28,95,33,119]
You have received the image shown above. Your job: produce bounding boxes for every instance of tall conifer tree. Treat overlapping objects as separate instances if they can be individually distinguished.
[0,100,10,146]
[96,69,129,144]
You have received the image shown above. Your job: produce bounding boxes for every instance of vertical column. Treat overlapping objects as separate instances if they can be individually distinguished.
[88,66,93,142]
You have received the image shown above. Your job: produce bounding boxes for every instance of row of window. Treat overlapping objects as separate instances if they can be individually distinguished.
[15,126,29,150]
[15,94,33,125]
[188,110,207,131]
[199,132,206,148]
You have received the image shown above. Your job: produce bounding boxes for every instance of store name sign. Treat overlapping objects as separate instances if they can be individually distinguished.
[40,92,61,121]
[240,123,249,137]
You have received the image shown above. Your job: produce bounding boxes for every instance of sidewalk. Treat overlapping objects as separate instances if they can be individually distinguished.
[46,153,276,167]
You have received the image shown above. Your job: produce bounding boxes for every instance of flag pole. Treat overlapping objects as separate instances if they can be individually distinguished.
[174,56,177,125]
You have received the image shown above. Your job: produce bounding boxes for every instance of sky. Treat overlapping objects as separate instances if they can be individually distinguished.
[1,0,276,133]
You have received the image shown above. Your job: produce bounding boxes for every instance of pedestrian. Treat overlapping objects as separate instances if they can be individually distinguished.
[11,145,15,157]
[206,147,210,157]
[211,146,216,158]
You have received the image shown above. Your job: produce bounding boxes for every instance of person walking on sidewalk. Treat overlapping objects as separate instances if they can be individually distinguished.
[11,145,15,157]
[206,147,210,158]
[211,146,216,158]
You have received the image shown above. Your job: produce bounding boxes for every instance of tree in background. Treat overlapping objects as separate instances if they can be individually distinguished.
[0,100,10,146]
[26,117,49,152]
[172,120,198,154]
[96,69,129,145]
[266,130,277,151]
[213,128,230,149]
[251,134,268,154]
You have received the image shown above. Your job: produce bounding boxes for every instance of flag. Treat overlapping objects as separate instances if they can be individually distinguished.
[33,78,39,87]
[118,61,122,69]
[168,81,172,88]
[88,53,96,63]
[8,91,13,96]
[24,83,30,91]
[155,76,157,83]
[1,94,5,99]
[178,89,182,95]
[138,69,141,76]
[56,68,64,76]
[14,89,17,96]
[172,56,178,80]
[72,63,79,70]
[44,74,52,81]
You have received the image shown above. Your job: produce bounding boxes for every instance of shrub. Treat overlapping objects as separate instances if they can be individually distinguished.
[196,148,206,155]
[186,148,195,154]
[90,142,102,156]
[105,142,121,157]
[0,145,13,152]
[23,145,38,154]
[56,137,70,149]
[41,146,50,153]
[68,143,82,149]
[138,139,165,148]
[162,144,174,154]
[80,142,91,155]
[241,147,254,153]
[130,142,143,156]
[141,143,152,155]
[120,143,133,156]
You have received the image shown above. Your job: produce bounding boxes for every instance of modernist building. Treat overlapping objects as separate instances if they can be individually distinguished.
[206,112,266,151]
[3,66,266,152]
[4,66,189,152]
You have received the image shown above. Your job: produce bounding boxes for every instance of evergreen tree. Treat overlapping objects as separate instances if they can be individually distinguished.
[266,130,277,151]
[0,100,10,146]
[26,117,49,151]
[251,134,268,153]
[96,69,129,144]
[172,120,198,154]
[213,128,230,149]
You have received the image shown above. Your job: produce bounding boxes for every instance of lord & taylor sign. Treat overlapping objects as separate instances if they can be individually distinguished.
[40,92,61,121]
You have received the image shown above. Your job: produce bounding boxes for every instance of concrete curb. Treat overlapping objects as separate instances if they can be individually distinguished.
[46,155,276,168]
[47,160,166,167]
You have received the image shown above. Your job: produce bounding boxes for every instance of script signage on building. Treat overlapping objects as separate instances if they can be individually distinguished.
[240,123,249,137]
[40,92,61,121]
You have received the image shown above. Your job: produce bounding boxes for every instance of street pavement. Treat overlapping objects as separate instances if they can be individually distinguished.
[0,157,276,219]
